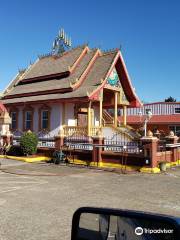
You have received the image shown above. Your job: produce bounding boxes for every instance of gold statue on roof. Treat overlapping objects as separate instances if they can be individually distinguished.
[52,28,72,55]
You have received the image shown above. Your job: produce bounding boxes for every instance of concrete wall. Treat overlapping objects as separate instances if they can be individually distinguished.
[102,126,132,142]
[64,103,75,126]
[50,103,62,136]
[94,106,100,126]
[13,103,79,135]
[18,106,23,131]
[13,103,62,137]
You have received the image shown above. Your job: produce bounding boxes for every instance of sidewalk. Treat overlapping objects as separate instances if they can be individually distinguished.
[0,158,28,167]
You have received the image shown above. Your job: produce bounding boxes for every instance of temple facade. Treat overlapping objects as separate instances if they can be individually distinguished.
[1,44,141,146]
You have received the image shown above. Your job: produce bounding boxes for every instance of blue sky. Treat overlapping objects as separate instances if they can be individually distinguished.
[0,0,179,102]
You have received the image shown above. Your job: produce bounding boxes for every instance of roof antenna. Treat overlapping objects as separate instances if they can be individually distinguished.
[52,28,72,55]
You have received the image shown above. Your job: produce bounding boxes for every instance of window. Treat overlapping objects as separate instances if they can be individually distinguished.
[39,107,51,131]
[11,112,17,130]
[25,111,32,130]
[169,125,180,136]
[174,108,180,114]
[41,110,49,130]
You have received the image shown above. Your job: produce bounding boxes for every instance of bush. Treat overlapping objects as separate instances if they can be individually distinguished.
[20,131,38,156]
[6,145,24,156]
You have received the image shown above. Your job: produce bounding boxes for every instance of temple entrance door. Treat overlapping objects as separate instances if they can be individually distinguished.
[77,113,88,126]
[77,109,94,127]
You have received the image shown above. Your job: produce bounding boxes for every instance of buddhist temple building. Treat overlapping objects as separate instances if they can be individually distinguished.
[1,32,180,172]
[1,35,141,147]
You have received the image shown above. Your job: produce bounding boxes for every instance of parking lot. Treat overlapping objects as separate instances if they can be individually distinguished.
[0,158,180,240]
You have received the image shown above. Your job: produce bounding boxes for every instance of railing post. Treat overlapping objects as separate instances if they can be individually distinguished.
[55,127,64,150]
[140,131,159,173]
[165,131,178,144]
[0,110,12,147]
[1,134,13,146]
[165,131,179,163]
[88,101,92,136]
[55,136,64,150]
[99,89,103,127]
[92,135,104,167]
[114,92,118,128]
[123,105,127,126]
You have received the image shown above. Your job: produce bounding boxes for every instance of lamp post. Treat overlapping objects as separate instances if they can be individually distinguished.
[138,110,142,122]
[144,110,152,137]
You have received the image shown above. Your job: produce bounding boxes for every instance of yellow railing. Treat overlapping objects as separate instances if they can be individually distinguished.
[63,126,87,137]
[90,126,102,136]
[63,126,102,137]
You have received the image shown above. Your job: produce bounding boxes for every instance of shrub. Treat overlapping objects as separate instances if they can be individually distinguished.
[20,131,38,156]
[6,145,23,156]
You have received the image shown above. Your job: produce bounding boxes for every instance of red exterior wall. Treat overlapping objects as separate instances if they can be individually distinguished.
[101,152,147,167]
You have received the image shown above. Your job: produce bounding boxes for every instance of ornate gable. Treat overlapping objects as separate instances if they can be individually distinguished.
[106,68,121,88]
[104,67,129,105]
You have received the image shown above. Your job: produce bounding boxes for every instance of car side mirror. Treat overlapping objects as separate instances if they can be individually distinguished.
[71,207,180,240]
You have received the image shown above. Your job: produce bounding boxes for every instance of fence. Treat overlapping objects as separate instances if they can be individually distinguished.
[12,136,21,146]
[3,127,180,171]
[103,131,141,153]
[157,140,166,152]
[38,137,55,148]
[64,135,93,150]
[103,141,141,153]
[11,130,56,149]
[63,140,141,154]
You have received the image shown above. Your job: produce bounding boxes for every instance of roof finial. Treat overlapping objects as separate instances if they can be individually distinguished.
[52,28,72,55]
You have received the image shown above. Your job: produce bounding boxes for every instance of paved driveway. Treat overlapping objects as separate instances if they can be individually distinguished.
[0,159,180,240]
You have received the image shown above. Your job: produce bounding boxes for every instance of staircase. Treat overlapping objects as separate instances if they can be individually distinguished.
[102,110,140,140]
[102,110,114,125]
[114,125,141,140]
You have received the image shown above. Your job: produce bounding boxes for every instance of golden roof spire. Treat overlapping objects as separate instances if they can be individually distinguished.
[52,28,72,55]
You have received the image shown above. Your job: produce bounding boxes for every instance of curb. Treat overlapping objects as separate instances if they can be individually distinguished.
[0,155,51,163]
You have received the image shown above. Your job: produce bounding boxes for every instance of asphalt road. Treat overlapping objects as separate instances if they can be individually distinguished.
[0,159,180,240]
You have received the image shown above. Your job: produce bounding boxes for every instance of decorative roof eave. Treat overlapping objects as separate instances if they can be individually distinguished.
[4,96,89,107]
[101,104,129,109]
[88,50,142,107]
[68,46,90,73]
[2,66,30,96]
[129,99,142,108]
[70,49,102,89]
[20,71,70,84]
[2,72,21,96]
[2,87,73,100]
[117,50,142,107]
[11,58,40,86]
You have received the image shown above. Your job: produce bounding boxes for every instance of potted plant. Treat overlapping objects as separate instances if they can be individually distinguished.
[159,161,167,172]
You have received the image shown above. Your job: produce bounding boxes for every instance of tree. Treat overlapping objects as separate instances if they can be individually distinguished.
[164,96,176,102]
